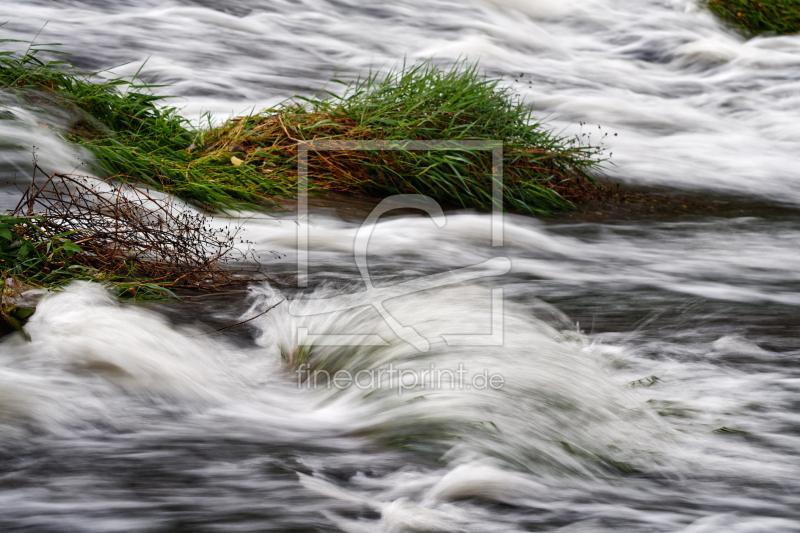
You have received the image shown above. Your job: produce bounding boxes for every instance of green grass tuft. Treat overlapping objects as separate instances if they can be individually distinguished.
[0,35,281,211]
[703,0,800,36]
[202,61,607,215]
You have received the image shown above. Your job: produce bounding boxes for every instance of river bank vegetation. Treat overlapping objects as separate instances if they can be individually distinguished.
[2,39,607,214]
[0,36,607,331]
[0,163,248,336]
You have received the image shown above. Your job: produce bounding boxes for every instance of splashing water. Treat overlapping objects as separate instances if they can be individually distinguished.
[1,0,800,530]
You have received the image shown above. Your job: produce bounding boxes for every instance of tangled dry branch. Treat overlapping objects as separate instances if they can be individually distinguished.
[13,165,250,289]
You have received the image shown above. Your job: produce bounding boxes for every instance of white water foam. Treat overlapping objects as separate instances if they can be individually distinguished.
[2,0,800,529]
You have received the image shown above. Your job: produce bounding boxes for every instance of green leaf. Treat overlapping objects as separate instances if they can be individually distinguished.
[11,307,35,320]
[3,315,31,342]
[62,241,83,254]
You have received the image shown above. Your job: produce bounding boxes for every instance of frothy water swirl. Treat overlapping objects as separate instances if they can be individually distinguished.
[2,0,800,530]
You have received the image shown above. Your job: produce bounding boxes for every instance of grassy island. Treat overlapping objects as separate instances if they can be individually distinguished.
[2,39,606,215]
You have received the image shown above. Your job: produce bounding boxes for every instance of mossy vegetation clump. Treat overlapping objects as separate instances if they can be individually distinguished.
[703,0,800,36]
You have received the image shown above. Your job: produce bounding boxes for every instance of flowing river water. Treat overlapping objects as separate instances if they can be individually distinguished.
[2,0,800,531]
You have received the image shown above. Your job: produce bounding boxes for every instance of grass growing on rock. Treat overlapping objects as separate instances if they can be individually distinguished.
[703,0,800,36]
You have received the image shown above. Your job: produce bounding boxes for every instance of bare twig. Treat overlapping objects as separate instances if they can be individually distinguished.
[187,299,284,337]
[12,166,254,289]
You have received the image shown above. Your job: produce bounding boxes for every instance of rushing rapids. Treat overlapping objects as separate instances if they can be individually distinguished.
[1,0,800,531]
